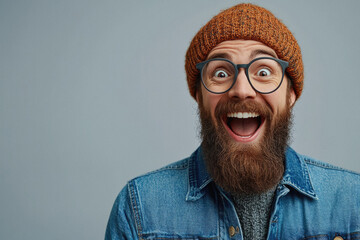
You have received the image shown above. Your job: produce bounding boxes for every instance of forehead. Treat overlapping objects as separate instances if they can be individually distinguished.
[207,39,278,60]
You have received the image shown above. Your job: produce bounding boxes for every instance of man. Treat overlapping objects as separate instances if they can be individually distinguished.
[106,3,360,240]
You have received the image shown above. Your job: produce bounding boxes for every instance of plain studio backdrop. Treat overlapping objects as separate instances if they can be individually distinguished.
[1,0,360,239]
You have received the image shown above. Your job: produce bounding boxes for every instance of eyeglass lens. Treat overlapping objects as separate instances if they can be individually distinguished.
[201,58,284,93]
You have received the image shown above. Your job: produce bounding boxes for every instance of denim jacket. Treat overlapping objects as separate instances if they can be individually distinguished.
[105,147,360,240]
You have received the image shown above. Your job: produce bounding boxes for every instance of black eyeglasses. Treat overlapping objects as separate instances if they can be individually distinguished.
[196,57,289,94]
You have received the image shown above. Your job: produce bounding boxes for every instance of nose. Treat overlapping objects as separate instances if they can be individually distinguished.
[227,69,257,100]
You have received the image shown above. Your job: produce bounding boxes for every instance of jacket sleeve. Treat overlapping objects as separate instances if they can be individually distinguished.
[105,184,138,240]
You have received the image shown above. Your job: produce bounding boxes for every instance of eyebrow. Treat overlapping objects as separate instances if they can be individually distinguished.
[206,52,232,60]
[249,49,278,59]
[206,48,278,62]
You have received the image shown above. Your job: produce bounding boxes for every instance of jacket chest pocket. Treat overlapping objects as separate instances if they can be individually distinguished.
[139,233,218,240]
[300,235,328,240]
[142,237,218,240]
[301,232,360,240]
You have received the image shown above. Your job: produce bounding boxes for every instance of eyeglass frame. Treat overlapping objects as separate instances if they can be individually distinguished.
[195,57,289,95]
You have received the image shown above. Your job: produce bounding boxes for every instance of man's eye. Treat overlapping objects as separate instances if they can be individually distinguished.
[214,70,228,78]
[257,68,271,76]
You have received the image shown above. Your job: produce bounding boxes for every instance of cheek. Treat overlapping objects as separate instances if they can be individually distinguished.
[263,79,291,114]
[201,91,222,120]
[263,91,288,115]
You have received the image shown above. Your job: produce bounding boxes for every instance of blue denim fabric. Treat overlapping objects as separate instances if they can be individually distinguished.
[105,147,360,240]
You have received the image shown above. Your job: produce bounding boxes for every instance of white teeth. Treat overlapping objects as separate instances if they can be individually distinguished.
[227,112,259,119]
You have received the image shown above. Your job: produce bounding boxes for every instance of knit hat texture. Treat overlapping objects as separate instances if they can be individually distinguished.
[185,3,304,100]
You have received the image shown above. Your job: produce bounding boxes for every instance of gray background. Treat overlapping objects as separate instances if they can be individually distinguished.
[1,0,359,239]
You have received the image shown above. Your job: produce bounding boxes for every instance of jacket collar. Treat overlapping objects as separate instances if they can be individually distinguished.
[186,147,212,201]
[280,147,318,199]
[186,146,318,201]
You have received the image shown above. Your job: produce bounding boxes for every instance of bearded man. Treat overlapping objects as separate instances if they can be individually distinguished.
[105,3,360,240]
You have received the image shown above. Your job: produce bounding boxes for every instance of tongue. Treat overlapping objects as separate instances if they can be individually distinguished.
[229,118,259,136]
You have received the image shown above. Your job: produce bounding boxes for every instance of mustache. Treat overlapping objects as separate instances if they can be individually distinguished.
[214,99,273,121]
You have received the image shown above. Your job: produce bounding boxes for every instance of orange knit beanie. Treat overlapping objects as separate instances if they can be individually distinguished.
[185,3,304,100]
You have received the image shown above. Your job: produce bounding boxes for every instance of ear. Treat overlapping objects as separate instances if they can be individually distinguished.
[195,89,200,103]
[289,87,296,107]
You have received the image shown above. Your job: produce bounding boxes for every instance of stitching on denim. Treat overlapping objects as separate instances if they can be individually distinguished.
[199,178,212,190]
[301,232,360,240]
[300,154,318,197]
[152,237,218,240]
[140,230,218,239]
[131,159,189,183]
[351,231,360,239]
[281,179,317,200]
[186,153,197,200]
[189,155,197,189]
[304,158,360,176]
[282,150,318,199]
[128,181,143,239]
[160,162,189,170]
[192,150,212,191]
[301,234,328,240]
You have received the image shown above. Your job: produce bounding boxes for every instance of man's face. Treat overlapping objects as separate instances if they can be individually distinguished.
[197,39,296,194]
[197,40,295,143]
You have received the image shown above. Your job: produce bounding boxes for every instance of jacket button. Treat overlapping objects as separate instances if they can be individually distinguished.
[334,237,344,240]
[229,226,236,237]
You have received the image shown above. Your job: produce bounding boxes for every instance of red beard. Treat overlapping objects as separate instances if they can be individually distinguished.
[198,96,293,194]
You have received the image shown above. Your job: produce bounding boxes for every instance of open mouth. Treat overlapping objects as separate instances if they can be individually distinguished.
[223,112,264,141]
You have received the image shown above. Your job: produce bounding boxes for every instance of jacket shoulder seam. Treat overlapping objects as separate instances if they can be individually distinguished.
[303,157,360,176]
[131,158,189,181]
[128,181,143,238]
